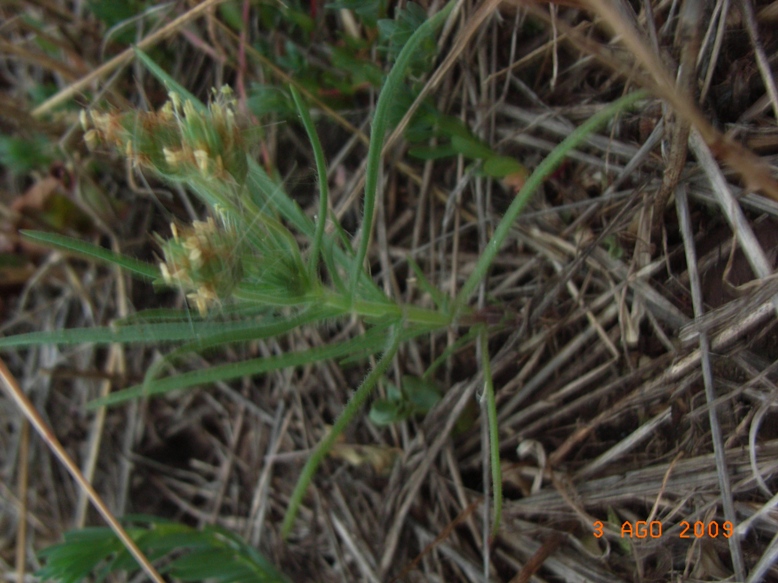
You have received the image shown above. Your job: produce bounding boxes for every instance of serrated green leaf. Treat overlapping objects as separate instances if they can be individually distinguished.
[166,548,239,578]
[327,0,386,25]
[37,520,290,583]
[436,115,473,139]
[281,6,315,34]
[378,2,434,69]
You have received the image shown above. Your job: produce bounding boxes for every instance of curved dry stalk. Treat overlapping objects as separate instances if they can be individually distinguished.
[0,356,164,583]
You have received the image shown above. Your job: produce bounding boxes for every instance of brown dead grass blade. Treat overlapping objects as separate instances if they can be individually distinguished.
[0,357,164,583]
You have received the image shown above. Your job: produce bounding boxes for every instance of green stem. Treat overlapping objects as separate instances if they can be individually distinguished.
[453,90,648,315]
[282,325,403,537]
[322,292,451,328]
[349,1,455,298]
[290,85,330,282]
[479,327,502,536]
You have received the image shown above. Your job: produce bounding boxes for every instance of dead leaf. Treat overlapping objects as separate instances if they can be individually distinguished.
[11,175,61,214]
[329,443,402,476]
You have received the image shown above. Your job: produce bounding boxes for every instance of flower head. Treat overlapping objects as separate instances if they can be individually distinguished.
[82,85,248,184]
[157,217,244,315]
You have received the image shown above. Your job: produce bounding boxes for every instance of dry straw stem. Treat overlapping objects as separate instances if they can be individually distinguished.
[15,419,29,583]
[738,0,778,121]
[675,184,746,580]
[505,440,778,524]
[0,357,164,583]
[31,0,228,118]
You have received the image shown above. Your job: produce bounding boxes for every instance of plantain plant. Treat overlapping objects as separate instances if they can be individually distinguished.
[0,1,646,578]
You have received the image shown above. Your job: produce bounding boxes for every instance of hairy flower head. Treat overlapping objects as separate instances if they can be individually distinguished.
[157,217,243,315]
[82,86,248,184]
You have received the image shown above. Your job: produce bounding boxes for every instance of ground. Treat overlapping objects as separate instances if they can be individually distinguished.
[2,1,778,582]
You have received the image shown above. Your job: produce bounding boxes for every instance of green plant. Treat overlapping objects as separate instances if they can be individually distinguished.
[369,375,443,426]
[36,516,289,583]
[0,133,55,174]
[0,0,647,575]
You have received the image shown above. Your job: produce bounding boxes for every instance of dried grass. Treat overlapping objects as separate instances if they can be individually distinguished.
[2,0,778,581]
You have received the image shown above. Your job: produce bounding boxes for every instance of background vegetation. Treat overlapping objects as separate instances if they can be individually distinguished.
[2,0,778,581]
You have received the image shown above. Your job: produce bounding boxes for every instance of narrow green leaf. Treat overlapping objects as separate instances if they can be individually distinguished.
[407,256,448,310]
[282,325,404,536]
[407,143,457,160]
[479,328,502,536]
[351,0,455,296]
[88,326,391,408]
[0,315,317,349]
[290,85,330,281]
[454,90,648,312]
[138,306,342,388]
[133,47,205,112]
[20,230,158,280]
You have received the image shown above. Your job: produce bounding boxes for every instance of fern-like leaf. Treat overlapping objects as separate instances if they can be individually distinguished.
[36,517,290,583]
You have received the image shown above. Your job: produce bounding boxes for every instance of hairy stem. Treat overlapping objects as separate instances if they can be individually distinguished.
[349,1,455,298]
[290,85,330,282]
[282,325,404,537]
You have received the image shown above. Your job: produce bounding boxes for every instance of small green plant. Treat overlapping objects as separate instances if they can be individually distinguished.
[0,133,55,174]
[369,375,443,426]
[1,1,647,576]
[36,516,289,583]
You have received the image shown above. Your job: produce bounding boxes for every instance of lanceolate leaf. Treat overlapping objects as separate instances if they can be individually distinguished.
[0,309,334,349]
[89,325,389,408]
[20,230,158,280]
